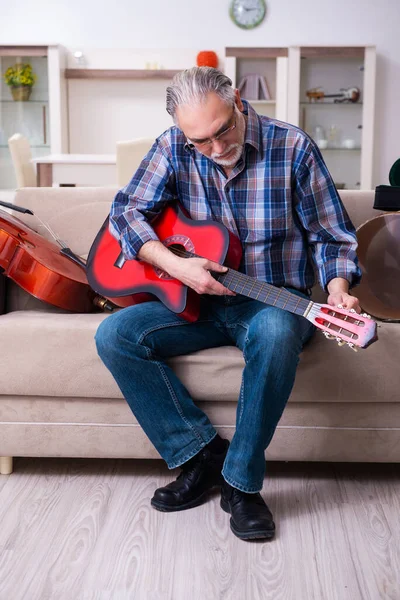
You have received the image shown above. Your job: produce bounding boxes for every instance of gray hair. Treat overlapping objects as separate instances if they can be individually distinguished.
[166,67,236,123]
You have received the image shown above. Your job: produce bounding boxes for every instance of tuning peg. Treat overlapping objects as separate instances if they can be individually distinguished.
[336,338,346,346]
[361,312,371,319]
[323,331,335,340]
[347,342,358,352]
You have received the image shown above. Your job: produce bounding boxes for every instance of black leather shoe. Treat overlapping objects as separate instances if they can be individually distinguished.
[221,481,275,540]
[151,439,229,512]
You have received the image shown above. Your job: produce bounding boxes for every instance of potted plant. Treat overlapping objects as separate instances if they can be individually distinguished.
[3,63,36,101]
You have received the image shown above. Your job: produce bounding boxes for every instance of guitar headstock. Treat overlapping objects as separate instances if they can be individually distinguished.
[310,303,378,350]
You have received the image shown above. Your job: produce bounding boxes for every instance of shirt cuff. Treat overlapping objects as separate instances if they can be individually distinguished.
[116,221,160,261]
[321,260,362,292]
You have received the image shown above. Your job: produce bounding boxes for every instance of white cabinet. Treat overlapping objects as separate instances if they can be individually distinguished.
[226,45,376,190]
[287,46,376,190]
[224,47,289,121]
[0,45,68,189]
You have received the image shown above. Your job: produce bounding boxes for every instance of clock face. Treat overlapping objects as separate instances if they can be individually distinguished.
[230,0,267,29]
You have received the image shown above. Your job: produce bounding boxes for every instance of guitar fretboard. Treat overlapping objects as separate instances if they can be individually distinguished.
[172,246,312,317]
[215,268,312,317]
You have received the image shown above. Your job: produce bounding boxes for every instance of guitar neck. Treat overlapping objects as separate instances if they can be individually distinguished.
[215,268,312,317]
[171,246,313,317]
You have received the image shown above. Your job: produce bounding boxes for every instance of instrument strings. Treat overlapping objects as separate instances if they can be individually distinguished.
[32,214,68,250]
[169,245,309,314]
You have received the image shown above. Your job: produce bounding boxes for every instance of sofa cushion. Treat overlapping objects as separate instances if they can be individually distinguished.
[0,309,397,403]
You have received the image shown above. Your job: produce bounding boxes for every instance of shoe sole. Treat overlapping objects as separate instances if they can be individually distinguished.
[151,485,220,513]
[220,497,275,540]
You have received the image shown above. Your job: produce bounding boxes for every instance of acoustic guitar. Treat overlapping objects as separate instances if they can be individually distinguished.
[86,204,377,350]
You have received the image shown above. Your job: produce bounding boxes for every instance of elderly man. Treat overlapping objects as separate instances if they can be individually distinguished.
[95,67,360,541]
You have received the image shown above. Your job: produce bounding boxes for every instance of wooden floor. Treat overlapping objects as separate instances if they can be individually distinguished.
[0,459,399,600]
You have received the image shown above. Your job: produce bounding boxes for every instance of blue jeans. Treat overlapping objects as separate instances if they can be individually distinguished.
[95,291,315,493]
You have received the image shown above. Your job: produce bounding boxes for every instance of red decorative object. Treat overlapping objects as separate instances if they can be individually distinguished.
[196,51,218,68]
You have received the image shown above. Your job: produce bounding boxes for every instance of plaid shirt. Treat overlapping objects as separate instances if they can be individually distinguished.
[110,101,361,292]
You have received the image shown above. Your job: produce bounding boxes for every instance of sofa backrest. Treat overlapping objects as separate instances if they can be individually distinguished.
[339,190,382,229]
[11,186,118,253]
[5,187,378,311]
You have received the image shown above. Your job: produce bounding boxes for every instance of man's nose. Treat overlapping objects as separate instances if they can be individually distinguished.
[211,138,226,154]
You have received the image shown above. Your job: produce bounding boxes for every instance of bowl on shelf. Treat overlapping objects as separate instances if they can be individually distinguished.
[342,139,356,149]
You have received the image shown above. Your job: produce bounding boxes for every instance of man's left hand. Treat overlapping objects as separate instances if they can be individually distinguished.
[327,292,361,314]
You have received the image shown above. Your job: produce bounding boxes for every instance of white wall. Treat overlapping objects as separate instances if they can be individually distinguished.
[1,0,399,186]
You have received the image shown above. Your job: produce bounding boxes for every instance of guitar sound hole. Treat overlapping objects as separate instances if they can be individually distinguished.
[169,243,187,259]
[154,239,195,280]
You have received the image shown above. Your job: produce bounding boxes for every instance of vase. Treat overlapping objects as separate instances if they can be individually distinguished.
[10,85,32,101]
[196,51,218,68]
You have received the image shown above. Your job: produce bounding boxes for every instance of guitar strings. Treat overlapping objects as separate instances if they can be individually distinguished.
[168,246,309,315]
[168,246,364,330]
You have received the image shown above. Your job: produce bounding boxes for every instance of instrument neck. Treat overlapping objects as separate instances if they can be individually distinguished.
[170,246,312,317]
[215,268,311,317]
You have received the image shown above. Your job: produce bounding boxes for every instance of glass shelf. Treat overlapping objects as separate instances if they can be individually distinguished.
[300,102,363,106]
[0,144,50,149]
[1,99,49,104]
[319,147,361,151]
[248,99,276,104]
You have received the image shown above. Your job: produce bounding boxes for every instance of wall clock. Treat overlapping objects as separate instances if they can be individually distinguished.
[230,0,267,30]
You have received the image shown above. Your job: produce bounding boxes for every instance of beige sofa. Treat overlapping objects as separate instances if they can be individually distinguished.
[1,187,399,476]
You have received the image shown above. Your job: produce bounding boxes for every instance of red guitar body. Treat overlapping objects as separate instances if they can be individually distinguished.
[86,204,243,322]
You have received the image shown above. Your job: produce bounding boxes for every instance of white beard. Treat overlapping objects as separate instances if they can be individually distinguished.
[211,143,243,167]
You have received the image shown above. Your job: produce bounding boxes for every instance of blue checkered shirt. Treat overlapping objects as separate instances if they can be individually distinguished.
[110,101,361,292]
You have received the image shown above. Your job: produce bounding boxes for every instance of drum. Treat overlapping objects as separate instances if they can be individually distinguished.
[356,212,400,321]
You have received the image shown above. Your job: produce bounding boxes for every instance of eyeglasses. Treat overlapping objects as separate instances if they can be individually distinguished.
[186,113,237,150]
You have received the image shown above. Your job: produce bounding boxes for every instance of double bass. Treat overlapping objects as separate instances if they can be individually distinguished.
[0,200,113,313]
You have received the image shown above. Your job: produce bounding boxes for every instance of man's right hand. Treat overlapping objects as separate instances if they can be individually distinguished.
[169,257,236,296]
[137,240,235,296]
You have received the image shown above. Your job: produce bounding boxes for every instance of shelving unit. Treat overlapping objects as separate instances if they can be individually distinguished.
[0,44,68,189]
[224,47,289,121]
[65,69,180,80]
[287,46,376,190]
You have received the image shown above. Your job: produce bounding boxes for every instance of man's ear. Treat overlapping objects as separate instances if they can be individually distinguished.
[234,88,244,112]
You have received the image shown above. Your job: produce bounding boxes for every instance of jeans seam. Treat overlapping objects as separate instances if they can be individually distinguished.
[238,374,245,424]
[144,346,207,447]
[238,323,249,423]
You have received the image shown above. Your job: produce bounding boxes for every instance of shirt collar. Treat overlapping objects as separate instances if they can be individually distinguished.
[242,100,263,155]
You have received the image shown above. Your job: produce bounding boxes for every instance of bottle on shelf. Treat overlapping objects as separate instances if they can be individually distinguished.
[327,124,340,148]
[313,125,328,149]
